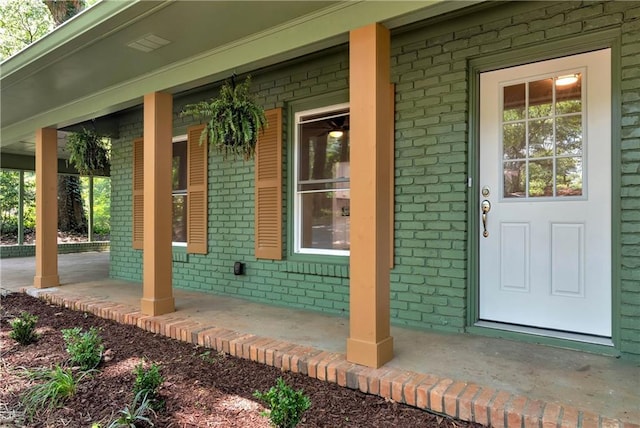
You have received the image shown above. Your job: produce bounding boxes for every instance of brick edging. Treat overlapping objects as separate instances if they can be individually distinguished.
[27,289,635,428]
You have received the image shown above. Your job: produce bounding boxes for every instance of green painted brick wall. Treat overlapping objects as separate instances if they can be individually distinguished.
[387,0,640,355]
[110,50,352,316]
[109,1,640,357]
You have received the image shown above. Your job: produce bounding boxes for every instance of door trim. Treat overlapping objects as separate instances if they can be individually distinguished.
[466,29,622,353]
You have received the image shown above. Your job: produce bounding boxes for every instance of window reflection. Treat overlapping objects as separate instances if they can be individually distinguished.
[172,140,187,243]
[501,73,583,198]
[297,108,350,252]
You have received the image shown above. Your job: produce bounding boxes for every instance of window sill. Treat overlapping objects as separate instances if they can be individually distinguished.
[282,256,349,279]
[172,245,189,263]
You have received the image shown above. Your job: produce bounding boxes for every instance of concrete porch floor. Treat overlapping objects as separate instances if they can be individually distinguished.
[0,252,638,427]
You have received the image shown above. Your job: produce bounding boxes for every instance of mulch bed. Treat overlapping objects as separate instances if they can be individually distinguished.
[0,292,483,427]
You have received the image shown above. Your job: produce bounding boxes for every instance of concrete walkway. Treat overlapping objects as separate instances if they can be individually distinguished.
[1,252,638,427]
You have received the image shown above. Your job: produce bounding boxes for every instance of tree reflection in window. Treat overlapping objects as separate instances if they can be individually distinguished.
[502,73,583,198]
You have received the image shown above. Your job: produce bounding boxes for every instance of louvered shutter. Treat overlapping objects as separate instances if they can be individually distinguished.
[132,138,144,249]
[187,124,208,254]
[255,108,283,260]
[389,83,395,269]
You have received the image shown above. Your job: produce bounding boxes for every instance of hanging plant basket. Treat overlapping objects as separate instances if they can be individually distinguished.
[180,75,267,161]
[66,128,110,176]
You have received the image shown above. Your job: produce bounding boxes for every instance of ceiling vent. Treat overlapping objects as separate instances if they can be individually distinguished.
[127,34,171,53]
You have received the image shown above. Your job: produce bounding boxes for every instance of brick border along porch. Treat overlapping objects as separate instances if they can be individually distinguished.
[27,289,635,428]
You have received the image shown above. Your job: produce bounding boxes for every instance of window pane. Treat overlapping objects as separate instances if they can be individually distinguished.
[298,114,350,183]
[556,73,582,114]
[556,115,582,155]
[503,122,526,159]
[503,83,525,121]
[172,140,187,191]
[528,78,553,118]
[300,190,350,251]
[528,118,554,158]
[528,159,553,197]
[556,157,582,196]
[503,161,526,198]
[172,195,187,242]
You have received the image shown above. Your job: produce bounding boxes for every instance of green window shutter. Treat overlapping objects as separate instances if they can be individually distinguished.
[187,124,208,254]
[132,137,144,250]
[255,108,283,260]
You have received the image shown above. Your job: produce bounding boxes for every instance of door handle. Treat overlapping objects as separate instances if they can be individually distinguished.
[481,200,491,238]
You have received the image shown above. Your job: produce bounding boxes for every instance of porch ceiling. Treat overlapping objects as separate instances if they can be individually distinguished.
[0,0,482,153]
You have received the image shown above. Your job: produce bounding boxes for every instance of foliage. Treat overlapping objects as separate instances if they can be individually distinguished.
[9,311,39,345]
[254,377,311,428]
[0,170,36,236]
[132,361,163,407]
[106,390,155,428]
[0,0,54,60]
[20,365,79,420]
[66,128,111,176]
[61,327,104,370]
[81,176,111,235]
[180,75,267,160]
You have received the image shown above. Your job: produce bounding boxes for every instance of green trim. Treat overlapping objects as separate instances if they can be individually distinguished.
[0,153,97,175]
[286,90,350,265]
[466,28,622,347]
[466,325,622,358]
[172,246,189,263]
[609,35,623,351]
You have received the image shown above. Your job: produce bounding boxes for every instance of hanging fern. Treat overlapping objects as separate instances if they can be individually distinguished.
[66,128,110,176]
[180,75,267,161]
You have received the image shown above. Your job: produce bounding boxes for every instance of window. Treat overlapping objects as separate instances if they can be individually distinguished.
[502,73,583,198]
[172,138,187,244]
[294,103,350,255]
[132,124,208,254]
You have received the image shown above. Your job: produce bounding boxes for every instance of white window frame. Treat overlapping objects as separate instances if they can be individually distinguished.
[294,102,350,256]
[172,134,188,247]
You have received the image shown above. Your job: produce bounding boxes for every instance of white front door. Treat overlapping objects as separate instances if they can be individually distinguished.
[479,49,612,337]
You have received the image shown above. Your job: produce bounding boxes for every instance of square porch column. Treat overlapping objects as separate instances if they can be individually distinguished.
[347,23,394,368]
[140,92,175,316]
[34,128,60,288]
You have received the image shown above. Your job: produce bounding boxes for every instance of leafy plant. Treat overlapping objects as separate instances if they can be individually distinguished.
[21,365,87,420]
[9,311,39,345]
[66,127,111,176]
[62,327,104,370]
[133,361,163,406]
[107,390,155,428]
[180,75,267,160]
[254,377,311,428]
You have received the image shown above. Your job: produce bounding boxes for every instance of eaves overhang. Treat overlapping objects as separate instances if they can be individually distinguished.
[1,0,483,148]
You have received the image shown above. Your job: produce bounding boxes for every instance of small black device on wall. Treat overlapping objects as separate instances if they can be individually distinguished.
[233,261,245,276]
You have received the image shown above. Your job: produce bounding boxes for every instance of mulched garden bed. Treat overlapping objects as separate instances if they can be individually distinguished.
[0,292,483,427]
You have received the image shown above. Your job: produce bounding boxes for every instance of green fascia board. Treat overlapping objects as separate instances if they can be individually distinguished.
[1,0,483,145]
[0,153,109,176]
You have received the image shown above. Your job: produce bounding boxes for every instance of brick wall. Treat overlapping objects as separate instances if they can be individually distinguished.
[389,1,640,355]
[109,1,640,357]
[110,51,351,315]
[0,242,110,259]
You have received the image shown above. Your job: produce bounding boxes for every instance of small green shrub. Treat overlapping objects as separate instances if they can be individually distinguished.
[107,390,155,428]
[133,361,163,406]
[21,365,81,419]
[9,311,39,345]
[61,327,104,370]
[254,377,311,428]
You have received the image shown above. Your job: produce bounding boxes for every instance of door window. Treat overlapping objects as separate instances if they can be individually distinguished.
[502,73,583,198]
